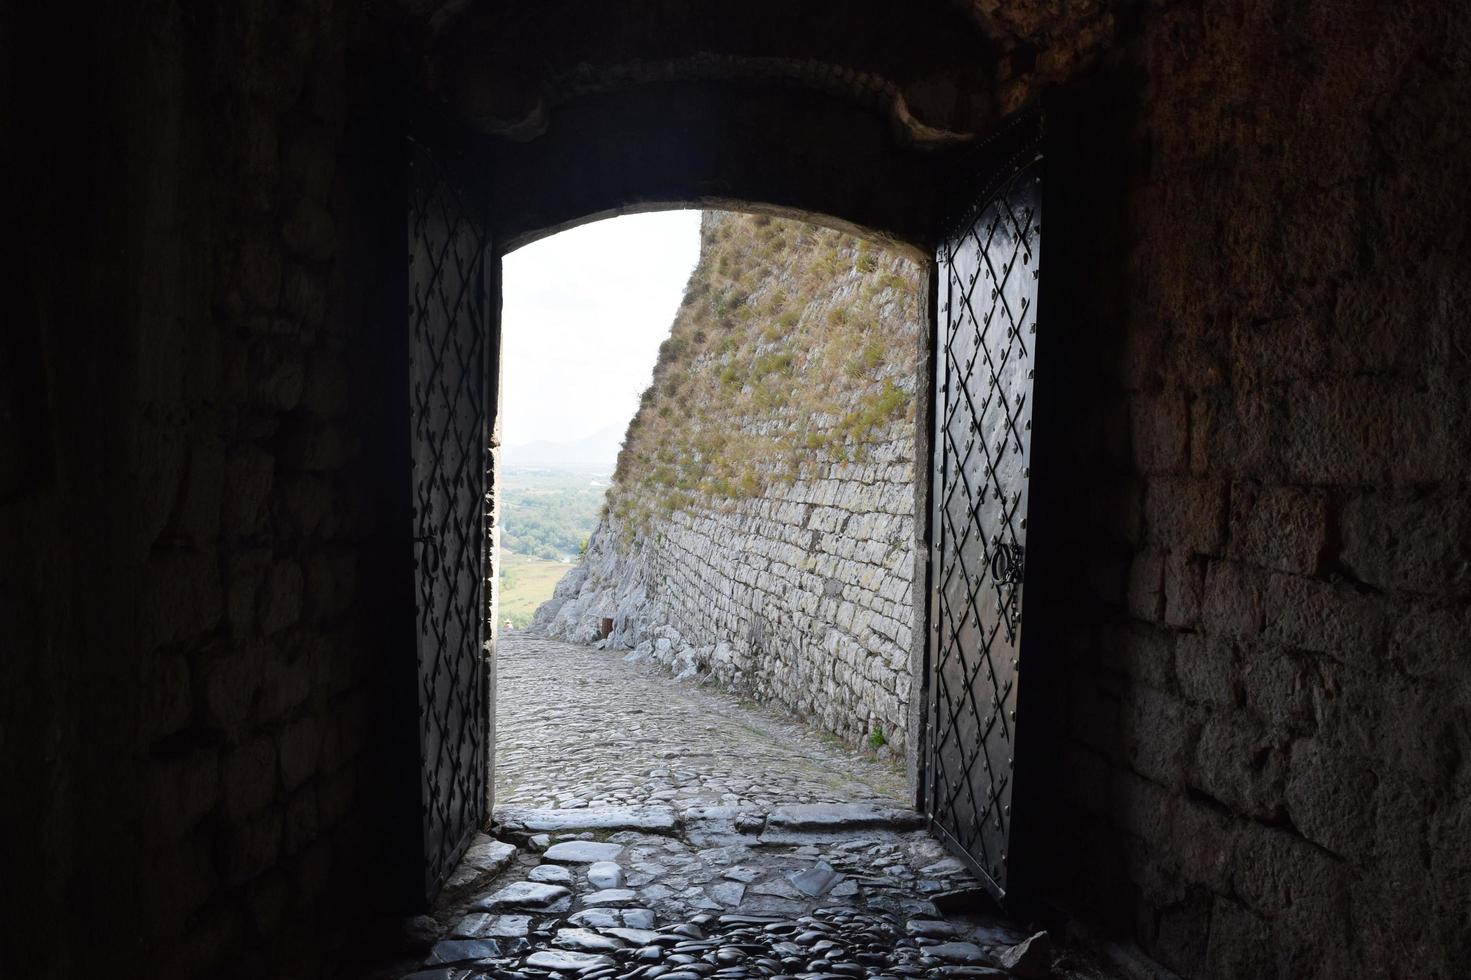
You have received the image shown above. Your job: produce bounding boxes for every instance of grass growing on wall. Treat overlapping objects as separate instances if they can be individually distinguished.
[608,213,924,535]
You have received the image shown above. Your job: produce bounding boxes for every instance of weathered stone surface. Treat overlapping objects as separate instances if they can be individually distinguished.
[788,863,841,896]
[475,881,571,911]
[524,949,615,971]
[498,806,678,834]
[765,803,926,832]
[399,914,443,948]
[424,938,500,964]
[542,840,625,863]
[586,860,624,889]
[527,863,573,884]
[997,930,1054,977]
[621,908,657,929]
[450,913,530,939]
[927,940,989,963]
[709,880,746,906]
[552,927,623,952]
[565,909,620,929]
[446,838,518,889]
[908,918,967,938]
[580,887,638,906]
[1228,483,1327,574]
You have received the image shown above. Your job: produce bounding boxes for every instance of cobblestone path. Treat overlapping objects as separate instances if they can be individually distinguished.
[380,633,1114,980]
[494,632,908,812]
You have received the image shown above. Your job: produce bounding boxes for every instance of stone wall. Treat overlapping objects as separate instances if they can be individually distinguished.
[0,4,417,978]
[1029,4,1471,977]
[536,212,923,753]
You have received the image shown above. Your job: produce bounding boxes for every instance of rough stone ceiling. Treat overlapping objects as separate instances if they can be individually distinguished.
[454,53,984,147]
[954,0,1118,57]
[416,0,1119,147]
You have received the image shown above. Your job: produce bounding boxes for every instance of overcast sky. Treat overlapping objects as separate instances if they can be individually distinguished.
[500,210,702,448]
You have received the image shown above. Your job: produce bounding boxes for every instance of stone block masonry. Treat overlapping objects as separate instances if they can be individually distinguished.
[535,212,923,754]
[541,452,916,753]
[1,5,455,976]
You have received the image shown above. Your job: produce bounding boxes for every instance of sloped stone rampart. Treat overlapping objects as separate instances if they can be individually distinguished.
[535,212,922,753]
[538,454,917,752]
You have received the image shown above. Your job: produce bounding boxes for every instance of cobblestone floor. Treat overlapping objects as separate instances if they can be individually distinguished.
[494,633,908,812]
[379,632,1116,980]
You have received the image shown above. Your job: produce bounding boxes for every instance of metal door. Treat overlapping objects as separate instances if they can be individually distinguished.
[407,136,493,901]
[925,116,1043,901]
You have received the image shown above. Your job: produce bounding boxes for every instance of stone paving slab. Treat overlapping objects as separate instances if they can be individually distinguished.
[764,803,928,830]
[543,840,627,863]
[498,805,680,834]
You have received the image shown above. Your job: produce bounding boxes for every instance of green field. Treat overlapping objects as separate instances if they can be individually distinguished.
[496,550,575,628]
[495,466,607,627]
[500,466,608,561]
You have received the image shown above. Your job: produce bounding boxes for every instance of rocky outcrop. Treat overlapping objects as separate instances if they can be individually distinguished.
[534,211,923,751]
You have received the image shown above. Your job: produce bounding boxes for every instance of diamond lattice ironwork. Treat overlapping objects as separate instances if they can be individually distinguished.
[407,137,492,901]
[926,154,1042,900]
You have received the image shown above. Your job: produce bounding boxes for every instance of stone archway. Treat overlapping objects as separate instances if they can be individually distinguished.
[391,36,1059,924]
[384,158,1067,975]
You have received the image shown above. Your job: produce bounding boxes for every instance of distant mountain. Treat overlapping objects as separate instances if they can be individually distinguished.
[503,423,624,470]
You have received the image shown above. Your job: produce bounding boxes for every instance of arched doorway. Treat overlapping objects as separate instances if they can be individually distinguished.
[391,103,1051,917]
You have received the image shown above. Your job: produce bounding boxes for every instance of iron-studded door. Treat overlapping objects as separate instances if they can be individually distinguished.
[925,115,1043,901]
[407,137,493,901]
